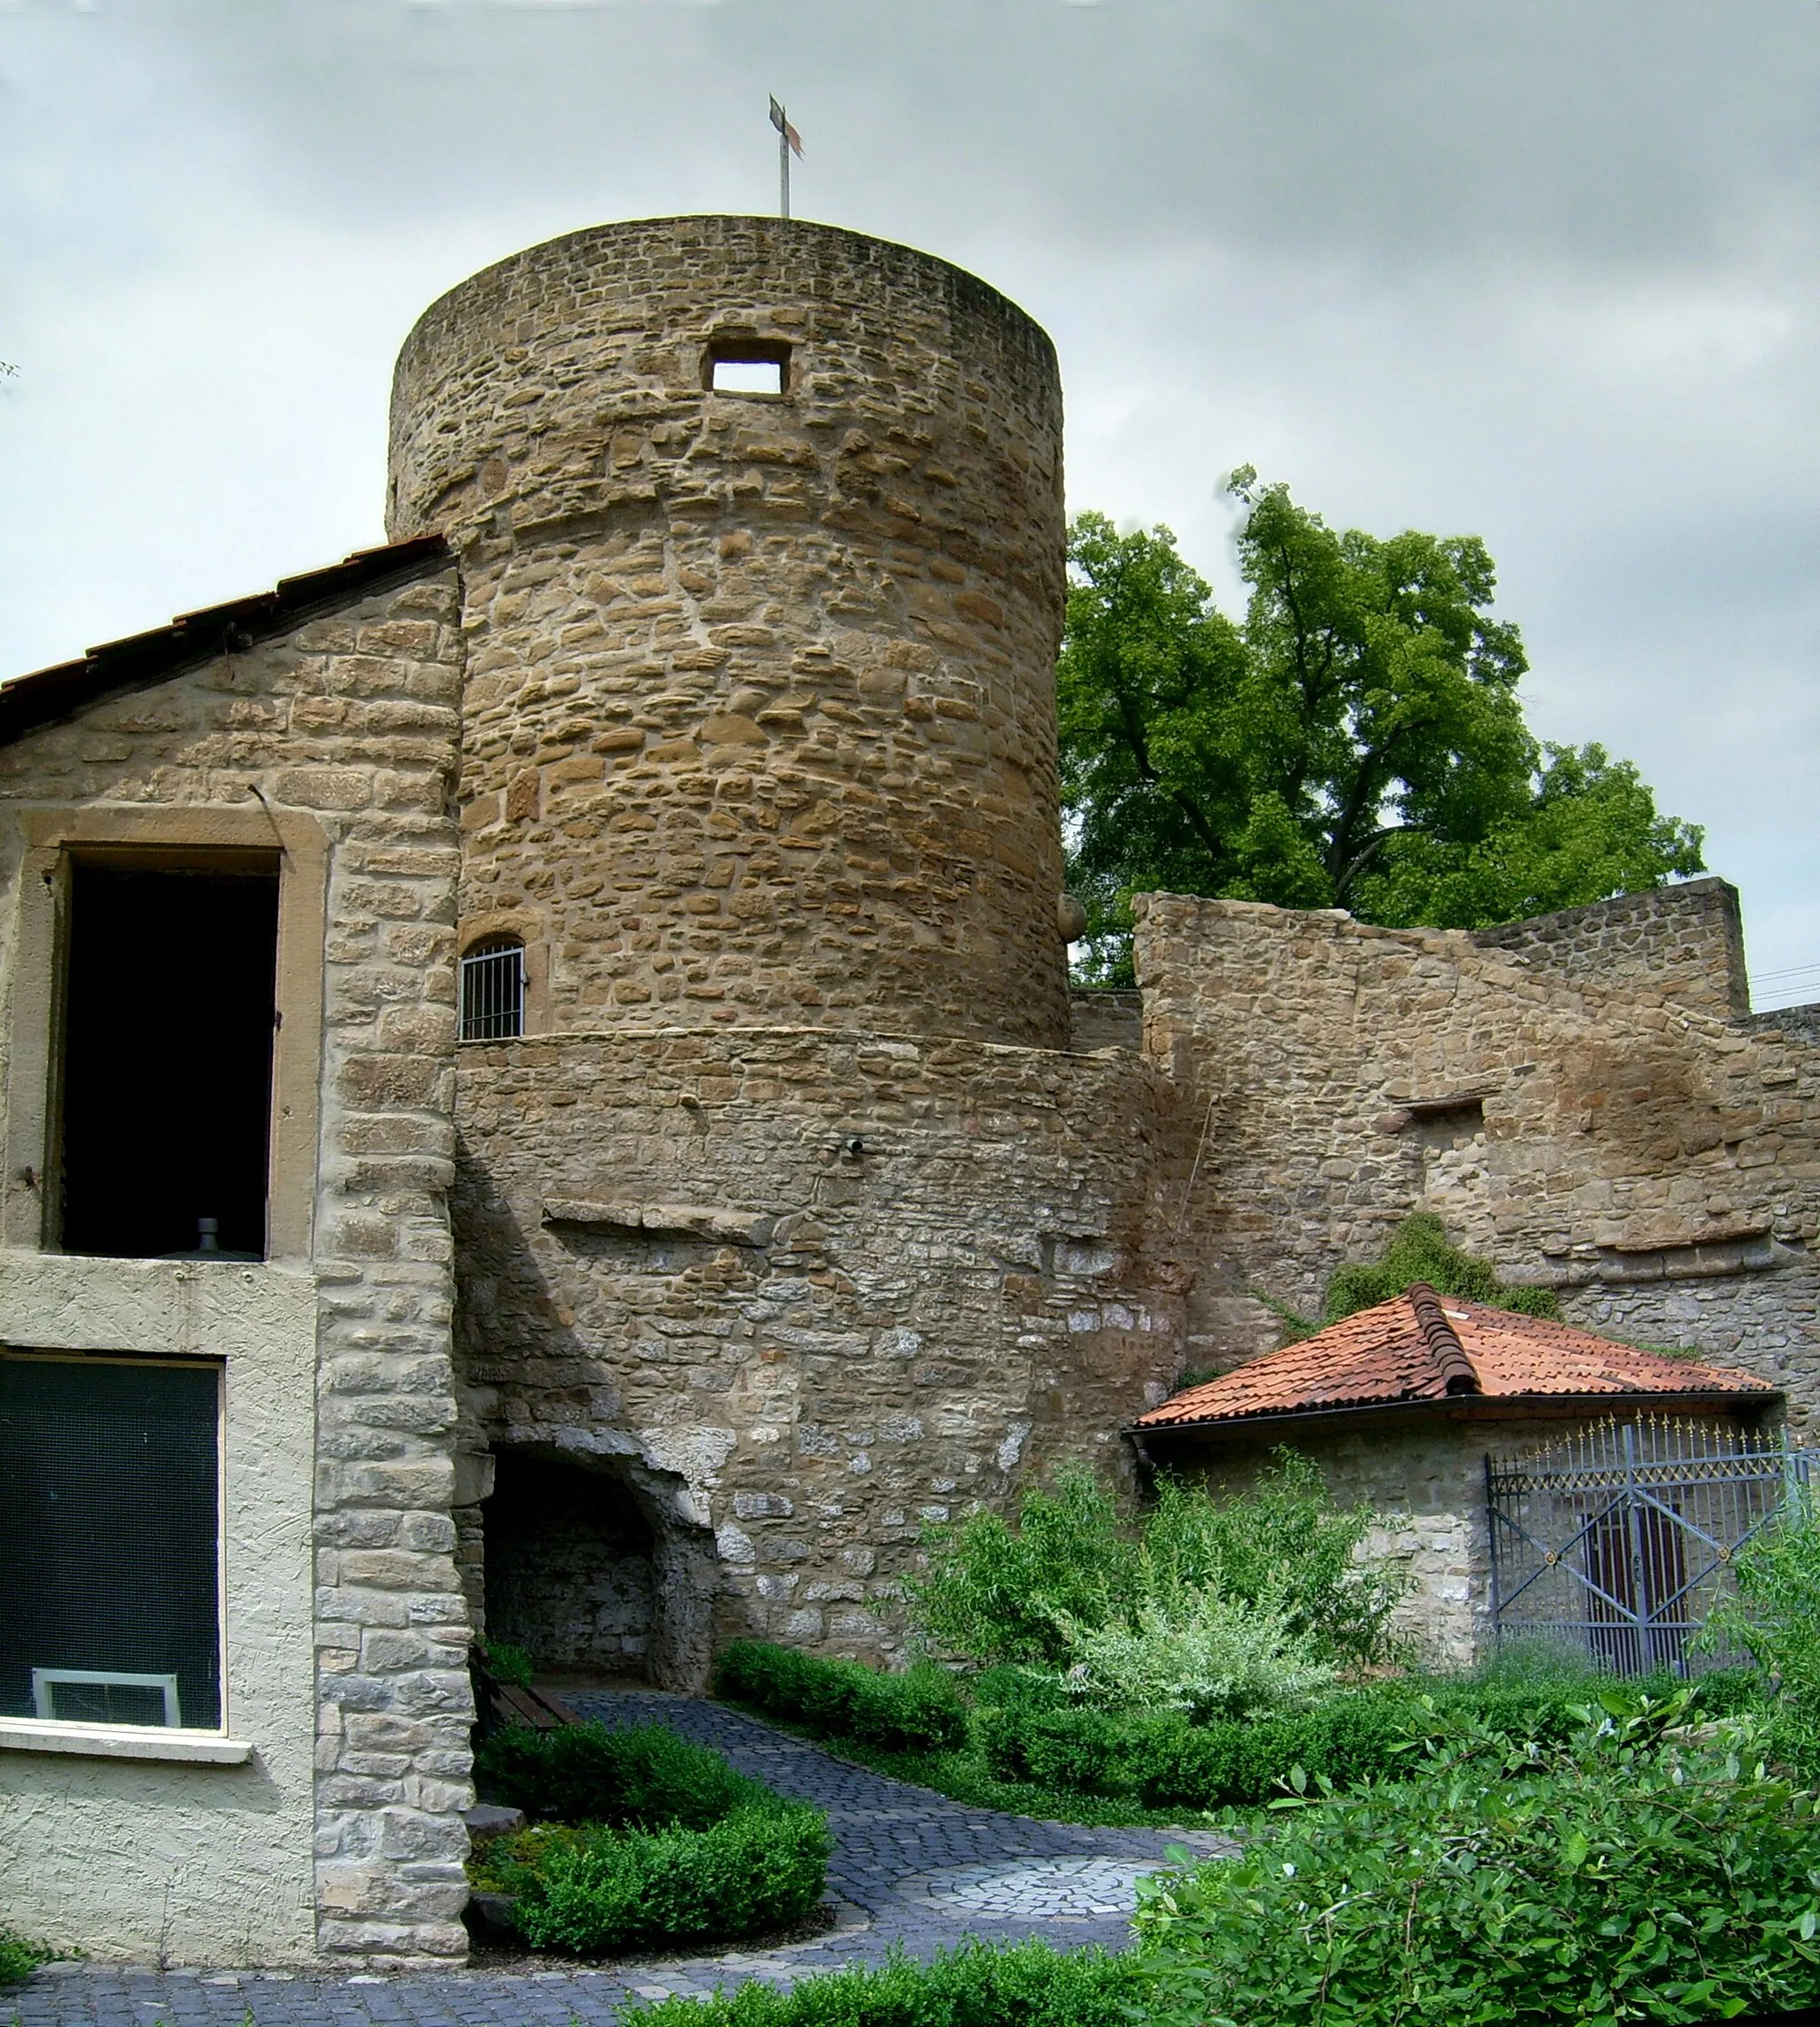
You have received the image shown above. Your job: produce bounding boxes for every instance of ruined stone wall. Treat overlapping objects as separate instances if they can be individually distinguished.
[0,563,471,1967]
[387,216,1071,1048]
[451,1025,1190,1674]
[1135,893,1820,1431]
[1470,877,1748,1020]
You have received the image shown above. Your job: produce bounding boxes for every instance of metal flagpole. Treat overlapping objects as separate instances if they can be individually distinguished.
[769,97,802,219]
[770,96,790,219]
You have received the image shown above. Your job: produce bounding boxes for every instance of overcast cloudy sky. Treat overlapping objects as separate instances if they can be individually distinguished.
[2,1,1816,1000]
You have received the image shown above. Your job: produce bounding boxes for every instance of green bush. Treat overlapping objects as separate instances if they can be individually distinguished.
[477,1801,831,1956]
[471,1720,832,1954]
[1132,1693,1820,2026]
[1322,1211,1562,1322]
[978,1680,1587,1810]
[1056,1584,1335,1720]
[714,1642,968,1754]
[906,1454,1409,1688]
[631,1939,1136,2025]
[475,1720,760,1827]
[0,1925,53,1986]
[1709,1485,1820,1776]
[480,1638,534,1688]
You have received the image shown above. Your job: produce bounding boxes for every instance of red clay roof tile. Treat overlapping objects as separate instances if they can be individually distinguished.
[1135,1286,1775,1432]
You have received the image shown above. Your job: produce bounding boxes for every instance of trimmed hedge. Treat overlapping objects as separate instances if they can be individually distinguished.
[715,1641,969,1754]
[475,1719,758,1827]
[632,1939,1135,2025]
[470,1721,831,1955]
[976,1683,1585,1810]
[476,1803,832,1956]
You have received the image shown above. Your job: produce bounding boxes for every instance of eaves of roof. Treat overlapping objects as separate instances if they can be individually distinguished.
[1127,1385,1783,1448]
[0,535,451,749]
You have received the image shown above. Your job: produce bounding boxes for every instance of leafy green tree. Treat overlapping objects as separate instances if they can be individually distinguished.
[1059,472,1704,982]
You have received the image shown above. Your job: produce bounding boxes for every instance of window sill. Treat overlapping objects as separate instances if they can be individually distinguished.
[0,1717,252,1764]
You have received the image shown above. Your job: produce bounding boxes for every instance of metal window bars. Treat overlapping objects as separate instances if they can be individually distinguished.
[1487,1413,1808,1676]
[459,940,524,1041]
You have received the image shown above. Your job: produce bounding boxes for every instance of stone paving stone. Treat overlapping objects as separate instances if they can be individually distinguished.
[18,1690,1237,2027]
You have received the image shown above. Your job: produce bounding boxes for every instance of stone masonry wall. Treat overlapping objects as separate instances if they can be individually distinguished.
[451,1025,1191,1674]
[1470,877,1748,1020]
[1135,893,1820,1432]
[0,563,472,1966]
[387,217,1071,1049]
[1167,1409,1738,1671]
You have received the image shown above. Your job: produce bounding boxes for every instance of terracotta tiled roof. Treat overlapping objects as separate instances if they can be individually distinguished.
[1134,1283,1776,1433]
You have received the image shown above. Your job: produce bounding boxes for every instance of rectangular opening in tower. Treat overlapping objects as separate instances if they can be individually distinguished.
[705,338,790,396]
[59,858,281,1259]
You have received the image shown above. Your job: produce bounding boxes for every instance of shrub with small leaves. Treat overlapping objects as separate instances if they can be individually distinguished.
[1707,1485,1820,1778]
[475,1720,761,1827]
[1052,1582,1335,1721]
[1133,1690,1820,2026]
[1322,1211,1561,1323]
[481,1638,534,1689]
[906,1454,1409,1687]
[714,1642,968,1754]
[478,1802,831,1956]
[470,1721,832,1954]
[629,1939,1136,2025]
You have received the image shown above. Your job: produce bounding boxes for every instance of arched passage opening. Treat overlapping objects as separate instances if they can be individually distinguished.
[479,1446,717,1689]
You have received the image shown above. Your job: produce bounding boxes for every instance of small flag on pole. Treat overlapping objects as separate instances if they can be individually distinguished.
[770,96,804,158]
[770,95,802,219]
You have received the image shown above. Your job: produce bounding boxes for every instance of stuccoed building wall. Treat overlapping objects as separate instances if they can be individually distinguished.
[1136,887,1820,1435]
[0,555,473,1968]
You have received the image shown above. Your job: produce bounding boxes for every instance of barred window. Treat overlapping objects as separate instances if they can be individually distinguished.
[460,937,525,1041]
[0,1353,222,1730]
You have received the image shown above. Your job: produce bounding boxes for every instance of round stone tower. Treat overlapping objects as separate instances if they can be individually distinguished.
[388,215,1070,1047]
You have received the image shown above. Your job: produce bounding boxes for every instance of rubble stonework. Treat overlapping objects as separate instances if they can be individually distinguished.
[388,216,1072,1049]
[5,214,1820,1972]
[1469,875,1750,1020]
[0,562,472,1967]
[1135,890,1820,1434]
[451,1025,1188,1680]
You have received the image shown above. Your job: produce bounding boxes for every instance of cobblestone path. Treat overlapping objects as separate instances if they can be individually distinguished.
[14,1690,1234,2027]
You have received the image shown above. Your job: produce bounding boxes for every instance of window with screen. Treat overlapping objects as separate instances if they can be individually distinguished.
[460,937,525,1041]
[0,1354,222,1729]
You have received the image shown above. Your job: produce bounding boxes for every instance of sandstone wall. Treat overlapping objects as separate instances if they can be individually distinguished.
[0,563,472,1967]
[1469,877,1748,1020]
[451,1025,1191,1673]
[1164,1408,1746,1671]
[1135,893,1820,1430]
[389,216,1071,1048]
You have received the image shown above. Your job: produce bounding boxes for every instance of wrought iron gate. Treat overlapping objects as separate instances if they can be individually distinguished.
[1487,1415,1808,1675]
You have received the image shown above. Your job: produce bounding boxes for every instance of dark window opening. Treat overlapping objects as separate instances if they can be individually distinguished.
[704,337,791,396]
[461,937,525,1041]
[0,1353,222,1729]
[60,863,279,1260]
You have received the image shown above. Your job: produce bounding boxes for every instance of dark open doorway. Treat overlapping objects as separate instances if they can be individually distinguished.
[60,860,280,1259]
[483,1451,658,1679]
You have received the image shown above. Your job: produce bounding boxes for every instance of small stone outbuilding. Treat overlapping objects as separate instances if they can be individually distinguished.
[1131,1283,1782,1669]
